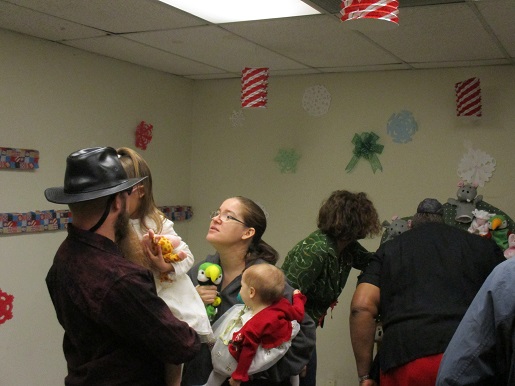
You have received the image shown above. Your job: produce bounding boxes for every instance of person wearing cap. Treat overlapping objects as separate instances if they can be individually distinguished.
[44,147,201,386]
[349,198,504,386]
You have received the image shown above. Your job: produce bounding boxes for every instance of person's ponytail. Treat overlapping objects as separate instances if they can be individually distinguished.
[246,239,279,265]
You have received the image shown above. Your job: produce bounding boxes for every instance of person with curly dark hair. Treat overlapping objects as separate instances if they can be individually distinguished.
[281,190,382,385]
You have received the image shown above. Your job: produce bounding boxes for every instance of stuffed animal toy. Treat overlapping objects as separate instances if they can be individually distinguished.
[381,216,411,243]
[488,214,512,250]
[155,236,182,263]
[447,181,483,223]
[197,262,223,321]
[468,209,495,236]
[504,234,515,259]
[151,235,185,282]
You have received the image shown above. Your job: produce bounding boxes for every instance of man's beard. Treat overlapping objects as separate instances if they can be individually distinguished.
[116,209,151,269]
[114,209,131,244]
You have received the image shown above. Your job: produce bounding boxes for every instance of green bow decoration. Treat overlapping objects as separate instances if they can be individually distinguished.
[345,132,384,173]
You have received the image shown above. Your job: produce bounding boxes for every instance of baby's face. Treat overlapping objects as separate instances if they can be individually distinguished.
[239,277,252,307]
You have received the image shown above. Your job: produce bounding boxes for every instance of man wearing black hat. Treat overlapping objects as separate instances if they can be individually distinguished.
[45,147,200,386]
[349,198,504,386]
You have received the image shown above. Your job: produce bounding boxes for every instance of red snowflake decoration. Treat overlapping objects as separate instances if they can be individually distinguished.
[0,289,14,325]
[135,121,153,150]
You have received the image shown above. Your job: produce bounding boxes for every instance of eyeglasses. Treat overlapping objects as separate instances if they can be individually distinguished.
[210,210,247,226]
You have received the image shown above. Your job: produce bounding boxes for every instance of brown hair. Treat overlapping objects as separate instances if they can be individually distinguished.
[116,147,164,234]
[243,264,285,304]
[317,190,381,244]
[234,196,279,266]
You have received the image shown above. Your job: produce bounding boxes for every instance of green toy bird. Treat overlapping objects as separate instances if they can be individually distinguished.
[197,262,223,321]
[488,214,512,250]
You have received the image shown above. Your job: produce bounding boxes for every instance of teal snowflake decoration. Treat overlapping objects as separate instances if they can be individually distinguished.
[274,148,301,173]
[386,110,418,143]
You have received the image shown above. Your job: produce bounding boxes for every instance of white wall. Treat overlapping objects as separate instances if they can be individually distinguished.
[1,27,514,386]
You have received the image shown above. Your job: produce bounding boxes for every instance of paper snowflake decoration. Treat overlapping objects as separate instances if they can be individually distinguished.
[386,110,418,143]
[457,141,496,187]
[229,110,245,127]
[0,289,14,325]
[274,148,301,173]
[302,85,331,117]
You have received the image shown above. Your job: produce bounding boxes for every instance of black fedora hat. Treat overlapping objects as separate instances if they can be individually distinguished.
[45,147,146,204]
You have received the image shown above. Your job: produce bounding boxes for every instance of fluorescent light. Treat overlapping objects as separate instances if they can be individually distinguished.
[159,0,320,23]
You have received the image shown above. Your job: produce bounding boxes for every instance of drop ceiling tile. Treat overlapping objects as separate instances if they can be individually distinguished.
[362,3,505,64]
[270,68,323,76]
[0,1,106,40]
[124,25,311,72]
[221,14,402,67]
[411,58,512,69]
[5,0,207,33]
[319,63,413,72]
[187,72,241,80]
[477,0,515,58]
[63,35,226,76]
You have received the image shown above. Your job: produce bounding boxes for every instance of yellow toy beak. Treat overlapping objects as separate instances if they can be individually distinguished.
[205,264,221,283]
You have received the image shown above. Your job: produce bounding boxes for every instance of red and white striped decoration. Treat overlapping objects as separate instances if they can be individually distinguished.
[340,0,399,28]
[241,67,269,108]
[455,77,482,117]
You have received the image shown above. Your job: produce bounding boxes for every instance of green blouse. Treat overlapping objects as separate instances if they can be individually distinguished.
[281,229,372,327]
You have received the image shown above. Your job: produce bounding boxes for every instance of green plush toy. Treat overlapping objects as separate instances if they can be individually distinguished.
[197,262,223,321]
[488,214,512,250]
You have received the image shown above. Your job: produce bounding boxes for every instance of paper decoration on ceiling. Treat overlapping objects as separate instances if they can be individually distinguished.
[457,141,495,187]
[302,85,331,117]
[0,289,14,325]
[229,110,245,127]
[345,131,384,173]
[0,147,39,169]
[135,121,153,150]
[274,148,301,173]
[386,110,418,143]
[340,0,399,30]
[241,67,269,108]
[455,77,482,117]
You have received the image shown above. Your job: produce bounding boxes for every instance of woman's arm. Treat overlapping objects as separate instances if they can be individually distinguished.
[348,242,374,271]
[282,239,327,294]
[254,283,316,382]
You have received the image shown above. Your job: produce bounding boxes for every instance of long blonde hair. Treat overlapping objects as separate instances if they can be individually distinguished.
[116,147,164,234]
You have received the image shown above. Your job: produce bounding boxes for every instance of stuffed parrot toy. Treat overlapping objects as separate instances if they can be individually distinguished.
[488,214,512,250]
[197,262,223,321]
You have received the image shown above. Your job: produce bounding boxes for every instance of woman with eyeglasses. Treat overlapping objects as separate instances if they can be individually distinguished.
[181,196,316,386]
[116,147,212,386]
[281,190,382,386]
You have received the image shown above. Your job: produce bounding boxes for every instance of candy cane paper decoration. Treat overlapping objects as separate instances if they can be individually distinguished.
[241,67,269,108]
[340,0,399,26]
[455,77,482,117]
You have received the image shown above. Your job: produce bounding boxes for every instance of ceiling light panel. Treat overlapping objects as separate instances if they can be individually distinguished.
[158,0,320,23]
